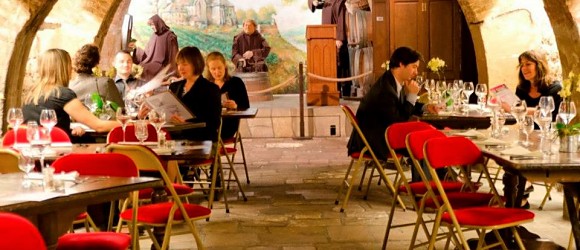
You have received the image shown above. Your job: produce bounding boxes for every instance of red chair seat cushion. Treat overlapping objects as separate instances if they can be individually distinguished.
[188,158,214,166]
[220,147,237,154]
[120,202,211,224]
[424,192,496,209]
[442,207,534,226]
[399,181,464,195]
[57,232,130,250]
[138,184,195,199]
[75,212,88,221]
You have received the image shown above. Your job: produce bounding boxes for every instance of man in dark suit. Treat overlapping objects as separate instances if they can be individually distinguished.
[347,46,439,159]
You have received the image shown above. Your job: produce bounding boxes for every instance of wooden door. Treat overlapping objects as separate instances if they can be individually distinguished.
[387,0,462,80]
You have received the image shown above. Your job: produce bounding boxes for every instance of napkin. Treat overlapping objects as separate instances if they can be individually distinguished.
[27,171,79,181]
[152,148,173,155]
[51,142,73,147]
[453,129,486,139]
[500,146,543,158]
[474,137,508,146]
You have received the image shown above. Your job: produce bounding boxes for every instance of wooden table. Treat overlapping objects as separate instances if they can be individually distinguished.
[482,132,580,248]
[71,122,206,142]
[417,111,516,130]
[0,173,162,250]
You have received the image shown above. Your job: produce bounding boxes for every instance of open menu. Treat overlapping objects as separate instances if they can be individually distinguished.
[144,91,195,120]
[489,84,519,106]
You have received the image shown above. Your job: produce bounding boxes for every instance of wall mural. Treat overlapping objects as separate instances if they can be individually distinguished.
[128,0,322,94]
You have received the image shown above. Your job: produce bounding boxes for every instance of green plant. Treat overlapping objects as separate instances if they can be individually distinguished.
[556,71,580,137]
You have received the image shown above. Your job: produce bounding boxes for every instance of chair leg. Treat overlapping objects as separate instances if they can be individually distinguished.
[222,150,247,202]
[538,182,555,210]
[373,161,406,210]
[237,135,250,184]
[335,159,355,205]
[358,160,371,191]
[340,157,365,212]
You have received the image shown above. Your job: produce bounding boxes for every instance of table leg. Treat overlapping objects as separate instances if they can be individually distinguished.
[563,183,580,249]
[151,187,168,250]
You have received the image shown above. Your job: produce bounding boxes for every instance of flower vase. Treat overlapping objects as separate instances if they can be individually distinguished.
[559,135,579,153]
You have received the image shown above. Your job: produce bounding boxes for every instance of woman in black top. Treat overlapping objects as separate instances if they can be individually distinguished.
[169,46,221,141]
[205,51,250,139]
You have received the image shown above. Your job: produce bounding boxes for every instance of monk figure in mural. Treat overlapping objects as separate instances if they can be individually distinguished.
[231,19,271,73]
[309,0,352,98]
[130,14,178,82]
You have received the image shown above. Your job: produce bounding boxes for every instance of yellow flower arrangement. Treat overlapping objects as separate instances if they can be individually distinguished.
[556,71,580,137]
[427,57,446,74]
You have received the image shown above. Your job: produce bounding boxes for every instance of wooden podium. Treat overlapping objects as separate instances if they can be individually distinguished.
[306,25,340,106]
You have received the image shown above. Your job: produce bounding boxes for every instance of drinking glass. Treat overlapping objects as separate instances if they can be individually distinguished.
[148,110,166,135]
[463,82,474,103]
[116,107,131,142]
[134,120,149,145]
[7,108,24,147]
[521,115,535,147]
[426,79,436,102]
[26,121,38,143]
[475,83,488,113]
[39,109,57,133]
[558,101,576,125]
[29,126,51,169]
[510,100,527,144]
[539,96,555,117]
[534,107,552,138]
[18,149,35,188]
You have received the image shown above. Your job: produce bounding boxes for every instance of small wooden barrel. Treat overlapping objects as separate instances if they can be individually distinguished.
[236,72,273,102]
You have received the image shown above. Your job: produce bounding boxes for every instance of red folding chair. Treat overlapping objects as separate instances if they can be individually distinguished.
[0,212,47,250]
[424,136,534,249]
[107,123,170,143]
[3,126,71,146]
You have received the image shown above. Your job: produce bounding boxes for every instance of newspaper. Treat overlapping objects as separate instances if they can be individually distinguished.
[489,84,519,106]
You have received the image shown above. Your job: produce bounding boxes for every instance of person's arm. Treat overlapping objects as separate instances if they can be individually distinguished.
[230,77,250,110]
[231,35,244,63]
[64,99,119,132]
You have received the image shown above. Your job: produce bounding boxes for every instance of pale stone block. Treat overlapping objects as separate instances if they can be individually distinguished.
[312,115,341,137]
[272,117,294,137]
[247,118,274,137]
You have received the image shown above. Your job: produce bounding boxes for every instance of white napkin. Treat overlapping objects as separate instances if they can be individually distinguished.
[27,171,79,181]
[500,146,543,157]
[475,137,508,146]
[453,129,486,138]
[51,142,73,147]
[152,148,172,155]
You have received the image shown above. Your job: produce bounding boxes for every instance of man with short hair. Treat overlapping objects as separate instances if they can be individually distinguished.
[231,19,271,72]
[347,46,440,159]
[112,50,145,100]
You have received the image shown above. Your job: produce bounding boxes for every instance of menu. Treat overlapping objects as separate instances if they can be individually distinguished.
[489,84,519,106]
[144,91,195,120]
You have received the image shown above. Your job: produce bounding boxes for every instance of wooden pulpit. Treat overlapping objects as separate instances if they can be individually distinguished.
[306,25,340,106]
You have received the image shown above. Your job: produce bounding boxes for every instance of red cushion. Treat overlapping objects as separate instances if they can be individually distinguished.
[441,207,534,226]
[57,232,130,250]
[424,192,496,209]
[220,147,237,154]
[399,181,464,195]
[188,158,214,166]
[138,184,194,199]
[75,212,88,221]
[120,202,211,224]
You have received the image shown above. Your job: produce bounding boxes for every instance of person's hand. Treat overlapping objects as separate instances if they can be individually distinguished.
[170,114,186,124]
[71,126,86,136]
[223,100,238,110]
[243,51,253,59]
[137,104,151,119]
[404,80,420,95]
[127,41,136,51]
[335,40,343,49]
[501,101,511,112]
[425,104,443,114]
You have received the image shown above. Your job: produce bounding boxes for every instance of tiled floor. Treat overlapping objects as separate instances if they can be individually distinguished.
[139,137,573,249]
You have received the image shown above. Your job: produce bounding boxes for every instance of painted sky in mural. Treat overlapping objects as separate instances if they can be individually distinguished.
[128,0,322,51]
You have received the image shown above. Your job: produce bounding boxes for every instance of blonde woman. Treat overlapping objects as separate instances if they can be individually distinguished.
[205,51,249,139]
[22,49,119,140]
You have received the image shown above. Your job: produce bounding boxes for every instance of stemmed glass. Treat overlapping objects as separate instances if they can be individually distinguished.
[134,120,149,145]
[521,115,535,147]
[511,99,527,144]
[116,107,131,142]
[426,80,436,103]
[29,126,51,169]
[539,96,555,117]
[18,149,35,188]
[148,110,166,137]
[534,107,552,138]
[39,109,57,134]
[463,82,474,104]
[558,101,577,125]
[7,108,24,148]
[475,83,488,113]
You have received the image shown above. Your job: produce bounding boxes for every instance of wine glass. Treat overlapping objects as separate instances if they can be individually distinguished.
[558,101,577,125]
[148,110,166,135]
[463,82,474,104]
[134,120,149,145]
[39,109,57,133]
[116,107,131,142]
[29,126,51,169]
[475,83,488,113]
[18,149,35,188]
[7,108,24,148]
[539,96,555,118]
[521,115,535,147]
[26,121,38,143]
[511,99,527,144]
[534,107,552,138]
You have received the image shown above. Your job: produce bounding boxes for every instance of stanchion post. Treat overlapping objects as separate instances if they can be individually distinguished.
[294,62,312,140]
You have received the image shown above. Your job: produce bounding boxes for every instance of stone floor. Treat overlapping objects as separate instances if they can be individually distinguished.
[138,137,573,250]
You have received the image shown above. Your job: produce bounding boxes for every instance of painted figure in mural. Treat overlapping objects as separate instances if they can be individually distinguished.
[69,44,125,111]
[112,50,145,100]
[131,14,178,82]
[347,46,440,160]
[205,51,250,139]
[231,19,271,73]
[309,0,352,98]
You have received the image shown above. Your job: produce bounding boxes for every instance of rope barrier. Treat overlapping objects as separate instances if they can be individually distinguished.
[246,67,373,95]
